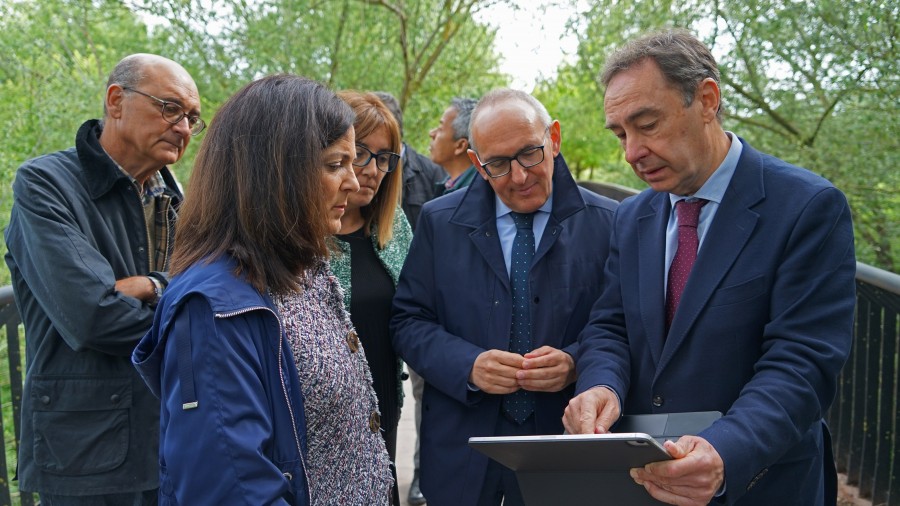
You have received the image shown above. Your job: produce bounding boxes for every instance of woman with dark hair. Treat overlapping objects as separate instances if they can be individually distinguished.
[132,75,393,505]
[331,90,412,506]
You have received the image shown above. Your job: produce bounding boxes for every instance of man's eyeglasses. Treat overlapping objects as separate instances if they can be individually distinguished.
[476,145,547,178]
[122,86,206,136]
[474,127,550,178]
[353,144,400,173]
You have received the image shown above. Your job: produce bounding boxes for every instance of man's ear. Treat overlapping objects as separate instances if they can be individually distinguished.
[453,137,469,157]
[468,149,490,181]
[106,85,126,119]
[548,120,561,157]
[696,78,721,123]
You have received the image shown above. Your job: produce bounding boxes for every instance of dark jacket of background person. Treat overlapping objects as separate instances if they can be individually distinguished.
[391,155,617,506]
[440,165,478,196]
[4,119,182,494]
[331,205,413,426]
[133,256,310,505]
[401,143,446,230]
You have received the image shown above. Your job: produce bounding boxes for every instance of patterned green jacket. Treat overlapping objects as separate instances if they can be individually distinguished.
[330,205,413,310]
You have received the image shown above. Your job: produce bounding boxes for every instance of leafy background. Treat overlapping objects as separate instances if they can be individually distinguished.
[1,0,897,284]
[0,1,897,503]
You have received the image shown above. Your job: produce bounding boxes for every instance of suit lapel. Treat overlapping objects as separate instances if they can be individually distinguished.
[534,154,584,265]
[638,193,670,364]
[449,175,510,291]
[470,221,510,292]
[657,143,766,373]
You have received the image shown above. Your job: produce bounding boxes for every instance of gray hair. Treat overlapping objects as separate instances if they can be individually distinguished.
[449,97,477,141]
[469,89,552,151]
[600,28,722,120]
[373,91,403,137]
[103,55,147,117]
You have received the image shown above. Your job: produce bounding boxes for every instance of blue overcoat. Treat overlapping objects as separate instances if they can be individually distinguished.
[391,154,618,506]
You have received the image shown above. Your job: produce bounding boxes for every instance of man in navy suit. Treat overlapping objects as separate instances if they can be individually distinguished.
[392,89,618,506]
[563,29,856,505]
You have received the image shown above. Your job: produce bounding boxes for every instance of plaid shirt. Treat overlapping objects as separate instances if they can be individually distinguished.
[117,167,176,272]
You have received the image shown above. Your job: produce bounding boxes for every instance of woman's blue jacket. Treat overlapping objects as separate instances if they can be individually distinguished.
[133,256,310,505]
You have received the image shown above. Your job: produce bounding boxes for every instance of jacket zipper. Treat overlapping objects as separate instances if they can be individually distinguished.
[216,306,312,505]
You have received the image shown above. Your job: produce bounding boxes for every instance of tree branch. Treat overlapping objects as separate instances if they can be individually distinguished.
[721,73,803,140]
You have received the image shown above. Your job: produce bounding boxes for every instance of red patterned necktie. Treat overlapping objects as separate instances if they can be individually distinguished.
[665,199,708,329]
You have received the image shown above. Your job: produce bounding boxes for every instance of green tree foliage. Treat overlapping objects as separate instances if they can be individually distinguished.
[0,0,508,287]
[535,62,626,184]
[0,0,174,287]
[544,0,899,271]
[2,0,896,273]
[128,0,507,151]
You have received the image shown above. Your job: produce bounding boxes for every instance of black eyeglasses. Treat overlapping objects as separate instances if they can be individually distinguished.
[353,144,400,173]
[122,86,206,136]
[474,127,550,178]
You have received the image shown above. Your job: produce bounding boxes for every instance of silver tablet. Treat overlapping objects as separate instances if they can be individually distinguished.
[469,432,670,472]
[469,433,670,505]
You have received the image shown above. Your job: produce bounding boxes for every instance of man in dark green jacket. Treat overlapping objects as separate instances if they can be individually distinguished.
[429,97,478,195]
[4,53,201,505]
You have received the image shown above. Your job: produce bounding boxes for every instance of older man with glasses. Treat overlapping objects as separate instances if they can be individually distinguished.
[4,53,201,505]
[391,88,619,506]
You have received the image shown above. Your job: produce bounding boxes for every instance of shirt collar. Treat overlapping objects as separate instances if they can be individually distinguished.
[495,192,553,219]
[669,132,742,207]
[101,145,168,198]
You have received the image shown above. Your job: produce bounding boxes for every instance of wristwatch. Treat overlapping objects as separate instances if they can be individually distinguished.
[148,276,163,306]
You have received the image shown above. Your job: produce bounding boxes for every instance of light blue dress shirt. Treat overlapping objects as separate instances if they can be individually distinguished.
[495,194,553,276]
[664,133,743,291]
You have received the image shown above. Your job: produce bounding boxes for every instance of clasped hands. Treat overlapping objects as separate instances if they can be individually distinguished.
[469,346,575,394]
[563,387,725,506]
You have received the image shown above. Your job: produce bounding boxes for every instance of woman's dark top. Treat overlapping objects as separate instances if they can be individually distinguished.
[336,228,400,433]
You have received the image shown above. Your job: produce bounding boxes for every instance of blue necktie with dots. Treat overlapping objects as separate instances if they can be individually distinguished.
[503,211,536,424]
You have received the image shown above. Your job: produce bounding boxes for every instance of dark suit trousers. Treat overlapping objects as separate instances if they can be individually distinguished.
[477,412,536,506]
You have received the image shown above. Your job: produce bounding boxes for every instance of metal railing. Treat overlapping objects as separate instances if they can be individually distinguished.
[0,285,33,506]
[828,262,900,505]
[0,182,897,504]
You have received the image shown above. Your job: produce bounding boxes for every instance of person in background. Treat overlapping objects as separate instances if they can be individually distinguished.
[373,91,447,230]
[564,29,856,505]
[5,53,200,505]
[373,90,445,506]
[333,90,413,506]
[430,97,478,195]
[391,88,618,506]
[132,75,393,505]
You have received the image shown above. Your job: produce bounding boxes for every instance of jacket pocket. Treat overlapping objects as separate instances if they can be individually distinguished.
[31,376,131,475]
[707,275,767,307]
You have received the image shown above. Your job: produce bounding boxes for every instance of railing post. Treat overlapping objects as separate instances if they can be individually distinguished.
[0,285,35,506]
[0,298,16,506]
[872,304,898,506]
[858,285,882,497]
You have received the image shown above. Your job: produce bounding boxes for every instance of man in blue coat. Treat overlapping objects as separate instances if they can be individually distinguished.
[563,30,856,505]
[391,89,618,506]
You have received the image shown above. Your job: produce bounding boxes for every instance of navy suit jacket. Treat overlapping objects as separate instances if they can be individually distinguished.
[392,155,618,506]
[576,140,856,505]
